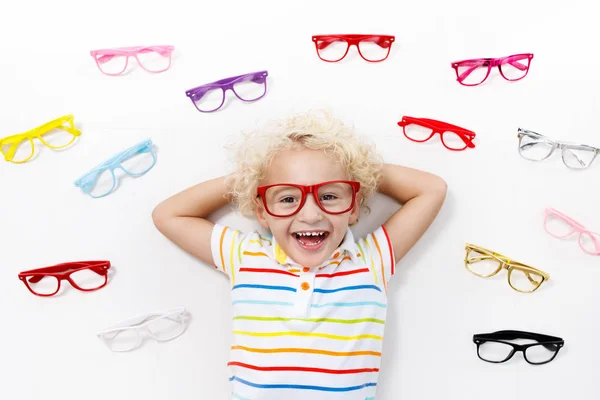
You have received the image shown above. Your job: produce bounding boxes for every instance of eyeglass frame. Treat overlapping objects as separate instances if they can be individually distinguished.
[311,34,395,63]
[185,70,268,113]
[256,180,361,218]
[517,128,600,169]
[74,139,156,198]
[18,260,111,297]
[397,116,476,151]
[451,53,534,86]
[464,243,550,293]
[473,330,564,365]
[544,207,600,255]
[90,45,175,76]
[0,114,81,164]
[97,307,189,352]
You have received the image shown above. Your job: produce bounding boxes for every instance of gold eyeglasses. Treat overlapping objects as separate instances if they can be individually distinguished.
[464,243,550,293]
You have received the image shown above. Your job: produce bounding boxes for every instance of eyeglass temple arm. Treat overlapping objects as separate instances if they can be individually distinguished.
[31,117,81,138]
[487,330,563,350]
[23,261,111,283]
[465,255,494,264]
[98,308,187,334]
[503,55,529,71]
[315,37,341,50]
[315,36,392,50]
[96,46,172,64]
[545,208,585,230]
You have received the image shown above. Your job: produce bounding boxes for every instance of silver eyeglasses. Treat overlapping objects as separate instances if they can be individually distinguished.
[517,128,599,170]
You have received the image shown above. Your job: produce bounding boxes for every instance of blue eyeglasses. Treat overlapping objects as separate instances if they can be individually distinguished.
[75,139,156,198]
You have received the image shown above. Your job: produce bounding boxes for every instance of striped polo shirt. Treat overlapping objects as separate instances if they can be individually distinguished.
[211,223,395,400]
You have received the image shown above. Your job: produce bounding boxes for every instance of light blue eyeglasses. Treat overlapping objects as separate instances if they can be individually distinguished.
[75,139,156,198]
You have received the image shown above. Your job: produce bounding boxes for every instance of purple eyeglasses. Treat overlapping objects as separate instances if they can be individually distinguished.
[185,71,268,113]
[451,53,534,86]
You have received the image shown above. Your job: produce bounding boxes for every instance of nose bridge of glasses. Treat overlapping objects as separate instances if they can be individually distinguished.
[489,58,502,67]
[298,189,325,217]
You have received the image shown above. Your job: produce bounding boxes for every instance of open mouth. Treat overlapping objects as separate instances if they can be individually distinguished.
[292,231,329,248]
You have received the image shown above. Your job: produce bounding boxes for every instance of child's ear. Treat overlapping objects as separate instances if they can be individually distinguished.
[349,193,361,225]
[254,198,270,229]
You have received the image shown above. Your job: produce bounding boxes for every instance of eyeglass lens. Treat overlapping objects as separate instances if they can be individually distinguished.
[403,124,468,150]
[478,340,558,364]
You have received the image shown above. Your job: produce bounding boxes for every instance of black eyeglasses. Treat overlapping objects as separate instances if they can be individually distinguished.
[473,330,564,365]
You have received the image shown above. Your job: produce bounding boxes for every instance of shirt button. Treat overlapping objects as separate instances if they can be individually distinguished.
[302,267,310,273]
[301,282,310,291]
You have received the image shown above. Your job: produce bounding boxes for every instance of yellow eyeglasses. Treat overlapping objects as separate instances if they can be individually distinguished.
[0,115,81,163]
[464,243,550,293]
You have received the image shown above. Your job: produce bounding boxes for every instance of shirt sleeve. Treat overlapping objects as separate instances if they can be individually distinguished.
[355,225,395,293]
[210,224,248,282]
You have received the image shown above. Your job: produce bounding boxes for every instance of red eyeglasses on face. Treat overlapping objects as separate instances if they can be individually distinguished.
[312,34,395,63]
[257,180,360,218]
[397,116,476,151]
[18,260,111,296]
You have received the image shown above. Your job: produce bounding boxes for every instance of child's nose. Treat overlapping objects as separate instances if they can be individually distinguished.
[297,195,324,223]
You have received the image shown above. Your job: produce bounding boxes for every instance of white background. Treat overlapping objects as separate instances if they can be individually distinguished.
[1,0,599,399]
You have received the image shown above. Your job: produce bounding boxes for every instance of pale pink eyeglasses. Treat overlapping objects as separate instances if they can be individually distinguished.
[544,208,600,255]
[451,53,534,86]
[90,45,174,76]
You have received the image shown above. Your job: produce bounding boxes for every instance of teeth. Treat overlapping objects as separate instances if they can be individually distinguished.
[296,232,325,237]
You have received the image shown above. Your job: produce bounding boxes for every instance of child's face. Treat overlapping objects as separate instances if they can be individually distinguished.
[255,148,360,268]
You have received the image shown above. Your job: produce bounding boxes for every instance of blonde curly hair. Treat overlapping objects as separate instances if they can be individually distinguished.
[225,109,383,218]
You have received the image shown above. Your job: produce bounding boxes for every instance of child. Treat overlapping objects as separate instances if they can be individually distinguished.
[152,110,447,400]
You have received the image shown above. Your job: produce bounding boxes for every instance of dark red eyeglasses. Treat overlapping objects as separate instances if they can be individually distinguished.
[257,180,360,217]
[398,116,476,151]
[18,260,111,296]
[312,34,395,62]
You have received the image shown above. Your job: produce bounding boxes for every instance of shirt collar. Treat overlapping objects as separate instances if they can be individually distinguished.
[267,228,360,268]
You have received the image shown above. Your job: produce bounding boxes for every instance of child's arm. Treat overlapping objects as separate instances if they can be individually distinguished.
[152,175,231,265]
[379,164,447,262]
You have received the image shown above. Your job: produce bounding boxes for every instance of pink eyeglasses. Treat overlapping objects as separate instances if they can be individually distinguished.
[451,53,534,86]
[544,208,600,255]
[90,45,174,76]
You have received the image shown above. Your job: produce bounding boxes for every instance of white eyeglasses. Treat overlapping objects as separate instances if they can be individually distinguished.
[97,307,189,352]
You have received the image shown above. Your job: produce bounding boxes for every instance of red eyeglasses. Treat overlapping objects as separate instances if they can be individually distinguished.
[312,34,395,62]
[398,116,476,151]
[18,260,111,296]
[257,180,360,217]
